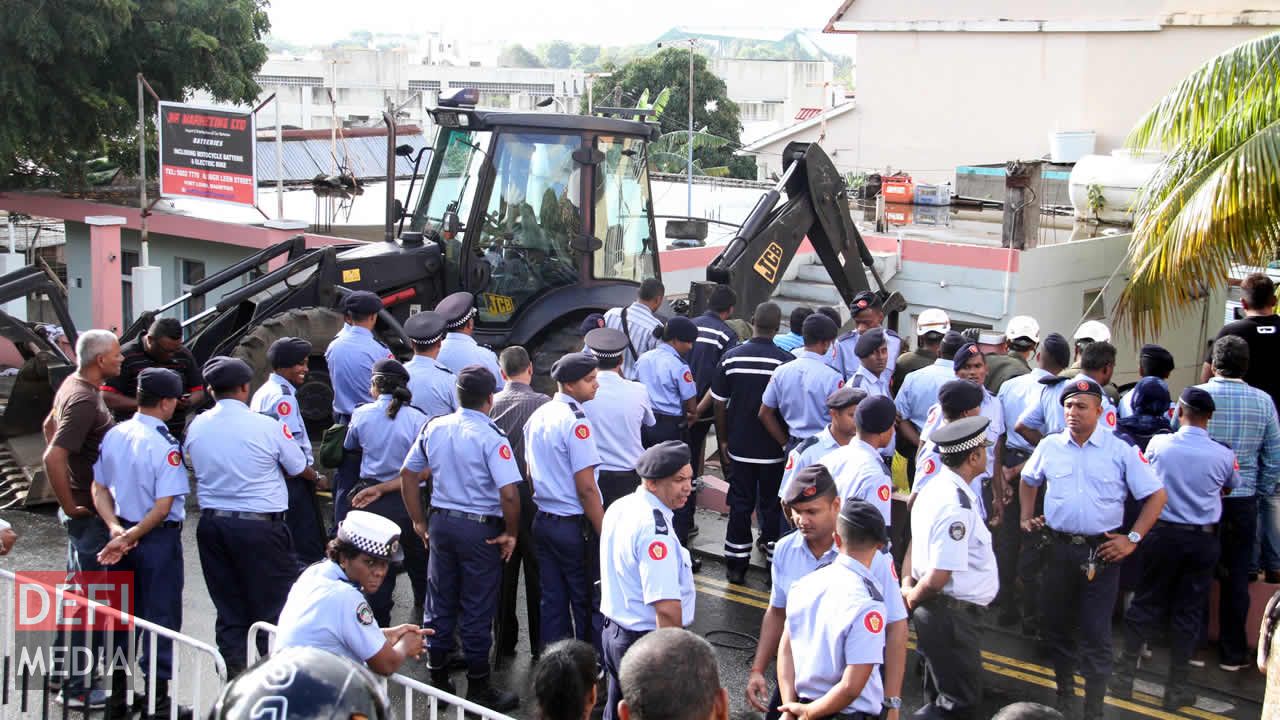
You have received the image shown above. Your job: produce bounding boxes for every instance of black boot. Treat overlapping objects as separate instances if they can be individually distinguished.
[429,668,456,696]
[103,669,131,718]
[1083,677,1107,720]
[466,674,519,712]
[1054,673,1080,720]
[1162,665,1195,711]
[135,680,195,720]
[1108,648,1139,696]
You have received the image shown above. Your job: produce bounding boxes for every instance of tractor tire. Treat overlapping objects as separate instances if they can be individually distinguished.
[233,307,346,436]
[528,318,588,396]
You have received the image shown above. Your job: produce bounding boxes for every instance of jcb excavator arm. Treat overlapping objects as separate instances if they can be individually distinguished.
[688,141,903,322]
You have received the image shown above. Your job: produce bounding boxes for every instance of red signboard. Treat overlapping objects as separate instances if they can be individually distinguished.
[158,101,256,206]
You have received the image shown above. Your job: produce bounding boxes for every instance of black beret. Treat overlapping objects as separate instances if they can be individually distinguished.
[579,313,606,335]
[585,328,628,359]
[940,331,967,359]
[855,395,897,434]
[708,285,737,313]
[551,352,597,383]
[267,337,312,368]
[437,292,477,329]
[932,415,992,454]
[854,328,886,358]
[636,440,691,480]
[1180,386,1215,414]
[826,386,867,409]
[939,380,984,416]
[1041,332,1071,369]
[851,291,881,314]
[1060,375,1103,405]
[802,312,838,341]
[1140,344,1175,376]
[783,464,835,505]
[404,311,447,345]
[138,367,183,399]
[371,358,409,382]
[953,342,982,371]
[341,290,382,316]
[203,356,253,388]
[456,364,497,395]
[663,316,699,343]
[839,498,889,544]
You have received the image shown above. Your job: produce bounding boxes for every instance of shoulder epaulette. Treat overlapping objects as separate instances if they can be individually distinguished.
[795,435,820,454]
[277,382,294,396]
[1039,375,1069,386]
[566,400,586,419]
[885,328,900,339]
[486,420,508,438]
[1215,438,1235,451]
[652,508,669,536]
[861,576,884,602]
[837,330,857,342]
[153,424,180,447]
[956,487,972,509]
[438,364,454,374]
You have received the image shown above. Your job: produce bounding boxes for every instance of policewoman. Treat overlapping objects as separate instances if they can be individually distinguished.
[343,358,430,626]
[186,356,313,675]
[847,328,895,464]
[635,316,699,447]
[526,353,604,651]
[402,310,459,419]
[902,416,999,720]
[599,441,697,720]
[251,337,326,565]
[399,365,522,711]
[760,312,844,448]
[275,511,429,677]
[91,368,190,717]
[1019,375,1166,719]
[436,292,504,390]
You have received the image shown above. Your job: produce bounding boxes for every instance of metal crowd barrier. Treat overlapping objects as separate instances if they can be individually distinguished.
[0,568,227,719]
[248,622,517,720]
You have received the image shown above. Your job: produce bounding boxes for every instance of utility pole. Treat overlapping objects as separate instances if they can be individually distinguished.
[686,38,697,219]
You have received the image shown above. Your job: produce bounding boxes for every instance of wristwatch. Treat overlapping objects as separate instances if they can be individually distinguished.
[1127,530,1142,544]
[884,697,902,710]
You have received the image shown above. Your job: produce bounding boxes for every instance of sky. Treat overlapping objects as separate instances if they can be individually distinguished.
[265,0,855,53]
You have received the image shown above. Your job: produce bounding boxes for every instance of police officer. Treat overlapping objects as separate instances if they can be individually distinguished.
[777,498,892,720]
[778,387,865,513]
[275,511,429,676]
[914,381,987,515]
[920,346,1007,511]
[848,328,896,463]
[834,291,902,383]
[344,359,430,626]
[897,331,966,454]
[760,312,844,448]
[1016,341,1120,445]
[250,337,327,565]
[186,356,312,676]
[748,467,907,720]
[1020,376,1167,719]
[91,368,191,719]
[893,308,950,394]
[584,328,655,509]
[209,647,393,719]
[688,285,739,481]
[403,310,459,419]
[436,291,504,390]
[399,365,521,710]
[599,441,697,720]
[1111,388,1238,709]
[823,395,897,527]
[902,416,1000,720]
[985,316,1039,394]
[636,316,699,447]
[526,353,604,651]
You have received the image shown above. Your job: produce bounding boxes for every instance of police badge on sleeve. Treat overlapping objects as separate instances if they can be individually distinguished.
[948,522,966,540]
[357,601,375,625]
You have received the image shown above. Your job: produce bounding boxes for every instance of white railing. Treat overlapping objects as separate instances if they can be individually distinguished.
[0,568,227,719]
[248,621,518,720]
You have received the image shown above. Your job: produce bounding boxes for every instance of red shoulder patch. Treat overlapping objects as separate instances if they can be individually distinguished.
[927,406,939,424]
[647,540,668,561]
[282,423,294,440]
[786,454,795,470]
[1106,411,1117,427]
[574,424,591,440]
[877,485,891,502]
[864,611,884,634]
[277,400,292,417]
[682,370,693,383]
[166,450,182,467]
[1137,450,1149,464]
[923,458,937,475]
[838,379,845,389]
[498,444,513,460]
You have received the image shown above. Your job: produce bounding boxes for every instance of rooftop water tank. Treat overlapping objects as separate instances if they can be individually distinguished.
[1067,150,1164,224]
[1048,130,1097,163]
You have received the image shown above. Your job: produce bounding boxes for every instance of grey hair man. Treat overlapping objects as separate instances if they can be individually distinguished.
[618,628,729,720]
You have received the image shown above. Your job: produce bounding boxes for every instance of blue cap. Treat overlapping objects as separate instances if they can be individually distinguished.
[585,328,628,359]
[855,395,897,434]
[826,386,867,409]
[436,292,477,329]
[939,379,983,416]
[636,440,691,479]
[1042,332,1071,368]
[456,364,497,395]
[1060,375,1103,405]
[802,312,838,342]
[1179,386,1215,414]
[851,290,881,314]
[839,498,889,544]
[1131,376,1172,417]
[551,352,597,383]
[940,331,966,359]
[953,342,982,371]
[267,337,312,368]
[663,316,699,343]
[783,464,835,505]
[341,291,382,316]
[404,311,447,346]
[854,328,886,358]
[203,356,253,389]
[138,367,183,399]
[371,358,409,382]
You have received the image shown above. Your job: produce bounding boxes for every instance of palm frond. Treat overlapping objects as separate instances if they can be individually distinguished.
[651,88,672,119]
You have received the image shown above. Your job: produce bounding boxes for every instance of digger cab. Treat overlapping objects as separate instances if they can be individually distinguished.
[406,90,662,334]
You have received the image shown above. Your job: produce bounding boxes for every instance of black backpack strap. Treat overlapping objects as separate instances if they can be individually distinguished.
[620,306,640,362]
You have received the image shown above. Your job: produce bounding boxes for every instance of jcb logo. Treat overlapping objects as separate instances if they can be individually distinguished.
[753,242,784,283]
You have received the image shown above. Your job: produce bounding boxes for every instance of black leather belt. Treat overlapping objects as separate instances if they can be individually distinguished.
[923,594,986,616]
[121,519,183,530]
[1155,519,1216,534]
[1048,528,1116,546]
[201,509,285,522]
[432,508,501,526]
[535,510,585,522]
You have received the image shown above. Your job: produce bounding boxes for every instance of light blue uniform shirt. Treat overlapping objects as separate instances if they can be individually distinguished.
[850,365,896,460]
[325,325,391,417]
[275,560,385,664]
[1146,426,1239,524]
[525,394,602,516]
[821,439,893,527]
[920,390,1004,477]
[762,351,844,440]
[1017,376,1118,437]
[92,413,188,523]
[1021,426,1162,534]
[778,427,842,500]
[251,372,313,465]
[438,333,504,391]
[584,371,655,472]
[345,395,429,482]
[997,368,1051,454]
[186,399,307,512]
[895,359,955,429]
[832,329,901,384]
[599,486,696,630]
[785,554,888,714]
[404,355,458,419]
[770,534,906,623]
[635,344,697,416]
[402,407,521,516]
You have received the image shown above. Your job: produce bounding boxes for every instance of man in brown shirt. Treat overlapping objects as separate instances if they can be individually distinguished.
[41,328,121,709]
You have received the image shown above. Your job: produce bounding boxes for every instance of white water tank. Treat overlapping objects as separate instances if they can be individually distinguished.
[1048,130,1096,163]
[1067,150,1164,224]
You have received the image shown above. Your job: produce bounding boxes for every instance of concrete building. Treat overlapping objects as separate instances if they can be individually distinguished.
[710,57,836,145]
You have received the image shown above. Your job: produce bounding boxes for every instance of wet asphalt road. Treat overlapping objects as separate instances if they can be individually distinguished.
[0,503,1264,720]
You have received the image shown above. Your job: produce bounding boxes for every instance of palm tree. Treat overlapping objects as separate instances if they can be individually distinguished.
[1116,31,1280,336]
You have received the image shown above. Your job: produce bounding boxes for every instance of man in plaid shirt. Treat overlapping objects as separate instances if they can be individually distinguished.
[1195,335,1280,670]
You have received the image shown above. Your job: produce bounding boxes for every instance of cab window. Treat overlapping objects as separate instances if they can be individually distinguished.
[593,136,656,283]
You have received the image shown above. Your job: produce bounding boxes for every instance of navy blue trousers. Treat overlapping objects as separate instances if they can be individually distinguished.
[601,620,646,720]
[1124,525,1219,665]
[117,525,183,679]
[1218,496,1258,665]
[331,452,362,529]
[424,512,502,677]
[196,515,298,671]
[362,489,428,626]
[532,511,600,654]
[1040,538,1121,682]
[642,414,693,544]
[285,476,326,567]
[724,461,785,571]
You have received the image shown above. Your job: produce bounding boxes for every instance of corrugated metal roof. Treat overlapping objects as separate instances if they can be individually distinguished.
[254,133,428,183]
[794,107,823,121]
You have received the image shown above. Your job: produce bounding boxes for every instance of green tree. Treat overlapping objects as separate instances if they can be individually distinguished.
[1,0,270,191]
[586,48,755,180]
[498,44,543,68]
[1116,32,1280,335]
[574,45,602,69]
[543,40,573,69]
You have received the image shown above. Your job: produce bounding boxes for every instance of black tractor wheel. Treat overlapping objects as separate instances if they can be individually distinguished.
[233,307,346,437]
[528,317,588,396]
